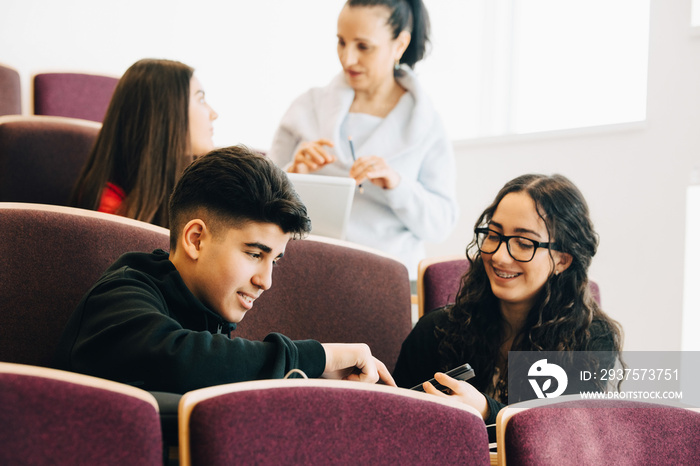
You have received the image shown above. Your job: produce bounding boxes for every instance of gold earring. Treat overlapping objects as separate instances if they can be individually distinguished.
[394,59,400,71]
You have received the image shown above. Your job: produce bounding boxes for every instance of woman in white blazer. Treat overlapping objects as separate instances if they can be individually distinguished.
[268,0,458,281]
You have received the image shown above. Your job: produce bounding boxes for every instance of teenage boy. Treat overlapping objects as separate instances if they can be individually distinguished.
[54,146,394,392]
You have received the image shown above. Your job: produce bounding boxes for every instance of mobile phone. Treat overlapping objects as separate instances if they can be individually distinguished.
[410,363,475,393]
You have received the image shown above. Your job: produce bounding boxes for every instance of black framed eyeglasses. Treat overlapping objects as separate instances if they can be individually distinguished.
[475,227,557,263]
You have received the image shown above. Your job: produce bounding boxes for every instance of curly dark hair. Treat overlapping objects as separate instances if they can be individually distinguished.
[436,174,623,400]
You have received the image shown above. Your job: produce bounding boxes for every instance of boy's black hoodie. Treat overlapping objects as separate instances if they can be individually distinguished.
[53,250,325,393]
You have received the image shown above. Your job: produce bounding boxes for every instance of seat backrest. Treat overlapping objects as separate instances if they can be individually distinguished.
[0,203,170,367]
[33,72,119,122]
[417,255,468,318]
[418,256,603,319]
[179,379,491,466]
[0,63,21,115]
[0,115,100,206]
[234,236,413,373]
[497,399,700,465]
[0,362,162,465]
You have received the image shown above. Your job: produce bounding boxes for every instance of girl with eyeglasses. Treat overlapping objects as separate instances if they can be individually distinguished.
[393,173,623,424]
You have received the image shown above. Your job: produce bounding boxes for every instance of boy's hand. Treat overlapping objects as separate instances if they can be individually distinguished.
[321,343,396,386]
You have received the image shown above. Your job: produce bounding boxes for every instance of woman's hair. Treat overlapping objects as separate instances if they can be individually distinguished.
[436,174,623,398]
[70,58,194,227]
[346,0,430,68]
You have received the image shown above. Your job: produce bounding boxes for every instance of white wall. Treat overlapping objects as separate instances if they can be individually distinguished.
[0,0,347,149]
[684,186,700,350]
[2,0,699,351]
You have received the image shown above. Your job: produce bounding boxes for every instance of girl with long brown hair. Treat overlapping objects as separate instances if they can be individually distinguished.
[71,58,217,227]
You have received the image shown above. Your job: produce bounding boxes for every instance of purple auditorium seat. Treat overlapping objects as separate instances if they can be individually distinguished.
[0,63,21,115]
[0,115,100,206]
[0,203,170,368]
[417,255,468,318]
[33,72,119,123]
[179,379,491,466]
[234,236,413,373]
[0,362,162,465]
[497,399,700,465]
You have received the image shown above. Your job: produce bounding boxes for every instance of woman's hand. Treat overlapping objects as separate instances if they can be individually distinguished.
[349,156,400,190]
[422,372,490,420]
[289,139,335,173]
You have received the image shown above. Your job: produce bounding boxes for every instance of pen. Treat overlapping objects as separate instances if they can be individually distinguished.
[348,136,364,194]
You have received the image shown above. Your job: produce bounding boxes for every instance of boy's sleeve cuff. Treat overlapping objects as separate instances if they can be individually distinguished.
[294,339,326,378]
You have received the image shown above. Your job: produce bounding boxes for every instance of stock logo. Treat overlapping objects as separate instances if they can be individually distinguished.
[528,359,568,399]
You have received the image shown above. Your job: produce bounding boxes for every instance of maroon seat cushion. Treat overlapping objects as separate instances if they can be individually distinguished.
[33,72,118,123]
[0,371,162,465]
[0,116,99,206]
[0,64,21,115]
[423,258,469,314]
[189,385,490,465]
[505,400,700,465]
[0,206,170,367]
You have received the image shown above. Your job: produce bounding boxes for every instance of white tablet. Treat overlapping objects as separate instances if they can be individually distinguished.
[287,173,355,240]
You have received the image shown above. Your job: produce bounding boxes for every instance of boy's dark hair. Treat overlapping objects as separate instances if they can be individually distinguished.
[168,146,311,250]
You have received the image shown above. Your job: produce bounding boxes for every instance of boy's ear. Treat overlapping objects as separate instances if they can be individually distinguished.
[181,219,206,260]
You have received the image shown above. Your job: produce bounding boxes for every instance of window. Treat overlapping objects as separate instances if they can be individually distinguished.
[420,0,650,140]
